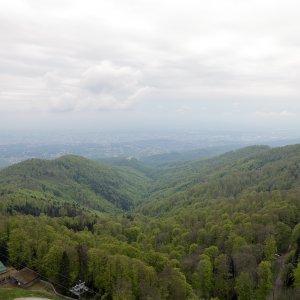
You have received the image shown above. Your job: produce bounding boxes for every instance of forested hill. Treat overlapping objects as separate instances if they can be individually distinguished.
[0,145,273,216]
[0,145,300,299]
[142,145,271,200]
[139,144,300,215]
[0,154,151,214]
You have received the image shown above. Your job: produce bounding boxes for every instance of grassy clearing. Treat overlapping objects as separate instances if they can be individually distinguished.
[0,288,61,300]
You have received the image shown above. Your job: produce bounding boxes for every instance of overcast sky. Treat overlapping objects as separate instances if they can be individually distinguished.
[0,0,300,133]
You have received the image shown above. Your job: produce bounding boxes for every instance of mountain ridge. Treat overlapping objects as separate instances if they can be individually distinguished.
[0,144,300,299]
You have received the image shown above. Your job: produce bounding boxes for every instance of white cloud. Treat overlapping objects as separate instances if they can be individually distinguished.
[47,61,149,112]
[1,0,300,130]
[254,110,294,118]
[176,105,192,114]
[0,60,149,113]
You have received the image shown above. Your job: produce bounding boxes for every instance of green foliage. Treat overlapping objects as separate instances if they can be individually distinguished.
[57,251,71,294]
[0,155,151,214]
[194,254,213,298]
[235,272,254,300]
[294,263,300,287]
[282,263,295,287]
[1,144,300,298]
[257,261,273,299]
[264,235,277,261]
[213,254,232,299]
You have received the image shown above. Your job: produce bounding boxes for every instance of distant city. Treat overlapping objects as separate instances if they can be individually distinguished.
[0,130,299,167]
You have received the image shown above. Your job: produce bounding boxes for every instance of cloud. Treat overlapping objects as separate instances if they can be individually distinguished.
[81,61,142,94]
[254,110,294,118]
[0,61,149,113]
[0,62,149,113]
[48,61,149,112]
[1,0,300,131]
[176,105,192,114]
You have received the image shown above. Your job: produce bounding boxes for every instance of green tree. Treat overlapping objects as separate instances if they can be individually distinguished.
[257,261,273,299]
[294,263,300,288]
[214,254,232,300]
[275,222,291,252]
[42,244,64,282]
[204,245,219,264]
[282,263,295,287]
[160,266,194,300]
[235,272,254,300]
[264,236,277,261]
[195,254,213,298]
[57,251,71,294]
[0,239,8,265]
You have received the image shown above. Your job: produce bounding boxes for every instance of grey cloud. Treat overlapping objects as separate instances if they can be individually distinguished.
[1,0,300,131]
[81,62,142,95]
[47,61,149,112]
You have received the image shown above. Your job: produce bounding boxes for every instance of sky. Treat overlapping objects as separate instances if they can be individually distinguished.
[0,0,300,133]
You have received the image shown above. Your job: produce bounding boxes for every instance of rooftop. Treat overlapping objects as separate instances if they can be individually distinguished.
[0,261,6,273]
[12,267,39,285]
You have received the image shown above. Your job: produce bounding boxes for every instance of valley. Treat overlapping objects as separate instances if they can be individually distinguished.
[0,144,300,299]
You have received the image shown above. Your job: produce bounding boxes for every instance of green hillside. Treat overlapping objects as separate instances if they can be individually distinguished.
[0,155,151,215]
[138,144,300,215]
[0,145,300,299]
[140,144,242,167]
[141,145,270,202]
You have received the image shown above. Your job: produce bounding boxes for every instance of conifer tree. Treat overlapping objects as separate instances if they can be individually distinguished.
[57,251,71,294]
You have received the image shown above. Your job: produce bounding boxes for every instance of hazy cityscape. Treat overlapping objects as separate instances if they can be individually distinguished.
[0,130,299,167]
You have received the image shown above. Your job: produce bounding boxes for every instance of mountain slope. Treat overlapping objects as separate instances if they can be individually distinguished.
[138,144,300,215]
[143,145,270,201]
[0,155,151,214]
[140,144,242,167]
[0,145,300,299]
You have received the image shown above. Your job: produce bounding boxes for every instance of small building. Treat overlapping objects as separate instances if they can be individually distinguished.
[0,261,7,274]
[11,267,39,288]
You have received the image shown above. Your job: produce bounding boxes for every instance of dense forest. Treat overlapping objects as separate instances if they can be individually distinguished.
[0,145,300,299]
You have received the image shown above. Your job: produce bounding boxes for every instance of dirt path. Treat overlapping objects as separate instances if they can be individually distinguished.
[268,247,291,300]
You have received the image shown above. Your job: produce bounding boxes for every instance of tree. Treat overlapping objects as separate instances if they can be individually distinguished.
[57,251,71,294]
[293,235,300,264]
[232,246,257,278]
[235,272,254,300]
[275,222,292,252]
[204,245,219,264]
[0,239,8,265]
[42,245,64,282]
[160,266,194,300]
[77,244,88,281]
[7,228,33,266]
[294,263,300,288]
[264,236,277,261]
[282,263,295,287]
[194,254,213,298]
[214,254,232,300]
[257,261,273,299]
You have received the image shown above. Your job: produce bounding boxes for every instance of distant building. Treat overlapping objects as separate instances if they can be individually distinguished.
[11,267,39,288]
[0,261,7,274]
